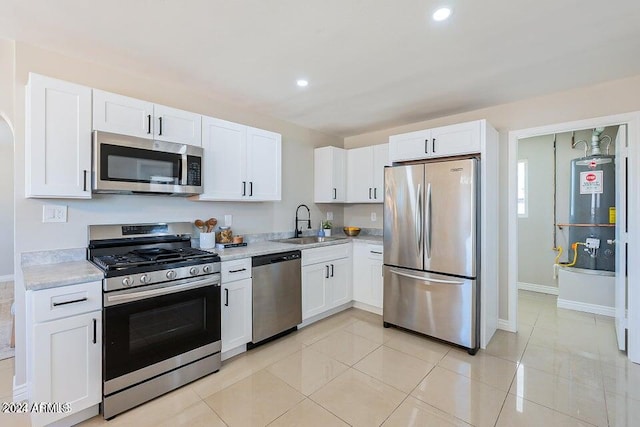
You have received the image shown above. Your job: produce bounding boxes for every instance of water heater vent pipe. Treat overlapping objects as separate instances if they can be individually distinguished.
[590,127,606,155]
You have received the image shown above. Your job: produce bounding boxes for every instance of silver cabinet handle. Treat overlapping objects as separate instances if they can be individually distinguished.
[390,269,463,285]
[426,182,432,259]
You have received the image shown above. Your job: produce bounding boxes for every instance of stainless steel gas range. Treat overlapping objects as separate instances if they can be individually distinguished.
[88,222,222,419]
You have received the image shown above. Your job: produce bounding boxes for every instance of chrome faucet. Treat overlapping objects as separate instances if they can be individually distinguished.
[295,204,311,237]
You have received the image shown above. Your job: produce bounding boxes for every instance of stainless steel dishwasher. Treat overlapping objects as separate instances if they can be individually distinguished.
[249,250,302,347]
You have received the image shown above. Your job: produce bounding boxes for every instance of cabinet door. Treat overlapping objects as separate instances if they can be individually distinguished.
[27,73,92,198]
[389,129,430,162]
[302,263,331,320]
[198,117,246,200]
[153,104,202,146]
[329,257,352,308]
[221,278,252,353]
[93,89,154,139]
[372,144,389,202]
[314,147,346,203]
[246,127,282,201]
[32,311,101,426]
[352,244,369,304]
[430,120,481,157]
[347,146,374,203]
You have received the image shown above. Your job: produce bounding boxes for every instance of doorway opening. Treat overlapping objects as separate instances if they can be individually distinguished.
[508,112,640,363]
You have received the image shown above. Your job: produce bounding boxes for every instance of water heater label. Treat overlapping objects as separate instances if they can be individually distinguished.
[580,170,603,194]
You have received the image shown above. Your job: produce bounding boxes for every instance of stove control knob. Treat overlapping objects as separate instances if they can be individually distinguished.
[122,276,133,287]
[140,274,150,284]
[189,267,199,276]
[202,265,211,273]
[166,270,177,280]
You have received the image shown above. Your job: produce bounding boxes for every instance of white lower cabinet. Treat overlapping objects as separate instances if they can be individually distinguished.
[221,259,252,355]
[27,281,102,427]
[352,243,384,311]
[301,244,352,321]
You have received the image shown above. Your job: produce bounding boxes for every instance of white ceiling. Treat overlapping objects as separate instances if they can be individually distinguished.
[2,0,640,137]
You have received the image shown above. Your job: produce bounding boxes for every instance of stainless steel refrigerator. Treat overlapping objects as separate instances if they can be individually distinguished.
[383,157,479,354]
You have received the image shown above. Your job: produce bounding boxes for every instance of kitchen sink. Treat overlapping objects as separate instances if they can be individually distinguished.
[271,236,348,245]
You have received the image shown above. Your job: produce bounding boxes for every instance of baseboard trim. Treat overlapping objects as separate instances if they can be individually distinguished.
[518,282,559,295]
[557,298,615,317]
[221,345,246,362]
[0,274,14,283]
[13,380,27,402]
[352,301,383,316]
[497,318,516,332]
[299,303,352,329]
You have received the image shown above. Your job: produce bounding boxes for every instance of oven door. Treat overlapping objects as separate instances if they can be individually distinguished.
[93,131,203,195]
[103,275,220,395]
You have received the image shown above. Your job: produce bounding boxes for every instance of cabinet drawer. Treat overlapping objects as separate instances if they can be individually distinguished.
[32,281,102,323]
[367,245,383,261]
[222,258,252,282]
[302,243,350,266]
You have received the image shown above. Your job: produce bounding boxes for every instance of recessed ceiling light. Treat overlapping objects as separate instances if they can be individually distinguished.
[296,79,309,87]
[432,7,451,21]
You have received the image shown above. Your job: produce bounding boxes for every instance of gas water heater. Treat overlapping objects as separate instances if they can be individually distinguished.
[568,128,616,271]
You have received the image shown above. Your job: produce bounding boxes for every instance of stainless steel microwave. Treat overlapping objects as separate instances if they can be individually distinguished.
[92,131,203,196]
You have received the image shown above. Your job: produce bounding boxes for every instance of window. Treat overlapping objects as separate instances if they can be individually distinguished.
[517,160,528,217]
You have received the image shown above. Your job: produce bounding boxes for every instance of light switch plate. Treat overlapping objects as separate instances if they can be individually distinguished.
[224,215,232,226]
[327,212,333,220]
[371,212,377,222]
[43,205,67,223]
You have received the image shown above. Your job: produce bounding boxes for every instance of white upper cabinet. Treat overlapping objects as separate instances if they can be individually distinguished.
[430,120,481,157]
[389,129,431,162]
[346,143,389,203]
[92,89,154,139]
[196,116,281,201]
[26,73,92,199]
[152,104,202,146]
[246,127,282,201]
[93,89,202,146]
[314,146,346,203]
[389,120,482,162]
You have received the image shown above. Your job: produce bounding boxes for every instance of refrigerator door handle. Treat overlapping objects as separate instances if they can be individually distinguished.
[426,182,432,259]
[390,269,464,285]
[416,183,422,255]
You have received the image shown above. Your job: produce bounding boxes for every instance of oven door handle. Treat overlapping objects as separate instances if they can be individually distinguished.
[105,276,220,305]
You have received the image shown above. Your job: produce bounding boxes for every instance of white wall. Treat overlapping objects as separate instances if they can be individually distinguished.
[0,120,13,278]
[11,42,343,388]
[344,74,640,321]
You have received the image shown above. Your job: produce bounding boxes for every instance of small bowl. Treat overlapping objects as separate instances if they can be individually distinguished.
[343,227,361,237]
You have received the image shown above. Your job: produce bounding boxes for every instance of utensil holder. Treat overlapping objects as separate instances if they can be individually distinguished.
[200,232,216,249]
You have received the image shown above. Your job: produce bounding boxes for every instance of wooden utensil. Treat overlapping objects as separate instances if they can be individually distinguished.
[194,219,205,232]
[206,218,218,233]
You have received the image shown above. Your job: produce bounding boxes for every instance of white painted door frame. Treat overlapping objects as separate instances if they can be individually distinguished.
[508,111,640,363]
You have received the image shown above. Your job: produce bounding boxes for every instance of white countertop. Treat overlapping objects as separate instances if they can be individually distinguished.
[23,260,104,291]
[21,235,384,290]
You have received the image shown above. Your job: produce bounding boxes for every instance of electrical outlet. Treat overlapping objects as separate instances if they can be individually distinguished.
[42,205,67,223]
[327,212,333,220]
[371,212,377,222]
[224,215,232,226]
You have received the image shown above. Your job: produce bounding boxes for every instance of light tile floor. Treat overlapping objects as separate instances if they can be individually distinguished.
[1,290,639,426]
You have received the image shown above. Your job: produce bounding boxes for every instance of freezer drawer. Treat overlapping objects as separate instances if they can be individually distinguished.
[383,265,478,351]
